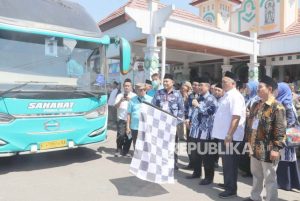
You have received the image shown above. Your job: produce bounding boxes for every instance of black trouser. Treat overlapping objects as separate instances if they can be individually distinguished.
[220,140,242,193]
[116,119,127,152]
[123,129,139,153]
[238,141,251,175]
[190,138,203,176]
[202,142,215,181]
[213,138,219,164]
[190,138,215,180]
[174,131,179,166]
[186,131,194,167]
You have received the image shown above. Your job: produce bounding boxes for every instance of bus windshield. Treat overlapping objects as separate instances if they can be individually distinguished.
[0,30,106,99]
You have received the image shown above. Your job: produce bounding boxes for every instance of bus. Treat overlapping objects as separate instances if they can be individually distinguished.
[0,0,130,156]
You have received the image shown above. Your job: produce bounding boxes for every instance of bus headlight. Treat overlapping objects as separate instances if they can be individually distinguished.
[0,139,7,146]
[0,113,15,124]
[84,105,107,119]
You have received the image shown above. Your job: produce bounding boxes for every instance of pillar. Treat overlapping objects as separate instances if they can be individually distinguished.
[265,65,273,77]
[248,29,260,82]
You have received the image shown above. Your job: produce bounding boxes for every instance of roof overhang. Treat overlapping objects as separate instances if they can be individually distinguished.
[190,0,241,6]
[103,4,258,59]
[260,35,300,56]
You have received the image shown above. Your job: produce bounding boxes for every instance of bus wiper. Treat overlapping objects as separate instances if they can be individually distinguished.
[72,90,102,99]
[0,81,59,96]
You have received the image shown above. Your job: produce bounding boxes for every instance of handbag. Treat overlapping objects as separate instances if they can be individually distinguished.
[286,126,300,147]
[285,105,300,147]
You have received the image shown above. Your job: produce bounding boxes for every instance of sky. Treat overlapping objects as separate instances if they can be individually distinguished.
[69,0,198,22]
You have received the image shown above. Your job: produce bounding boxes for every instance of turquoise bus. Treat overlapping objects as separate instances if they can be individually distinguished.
[0,0,130,156]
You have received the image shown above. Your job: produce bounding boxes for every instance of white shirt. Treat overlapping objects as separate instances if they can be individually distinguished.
[114,92,136,120]
[108,88,119,106]
[211,88,246,141]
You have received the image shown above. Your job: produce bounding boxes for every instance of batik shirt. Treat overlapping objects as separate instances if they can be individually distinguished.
[246,97,286,163]
[188,92,218,140]
[151,88,184,121]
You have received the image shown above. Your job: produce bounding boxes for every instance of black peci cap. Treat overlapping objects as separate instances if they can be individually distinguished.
[224,71,238,82]
[215,82,222,89]
[260,75,278,90]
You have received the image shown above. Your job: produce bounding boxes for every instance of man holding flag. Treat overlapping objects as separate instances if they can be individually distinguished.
[151,73,185,170]
[129,73,183,183]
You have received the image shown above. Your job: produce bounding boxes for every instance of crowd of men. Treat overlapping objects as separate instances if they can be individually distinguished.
[107,71,300,201]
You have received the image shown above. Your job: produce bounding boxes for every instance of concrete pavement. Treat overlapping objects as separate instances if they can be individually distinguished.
[0,129,299,201]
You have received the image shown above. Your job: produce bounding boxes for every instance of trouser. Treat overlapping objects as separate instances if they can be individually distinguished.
[220,140,242,193]
[212,138,219,164]
[174,131,179,166]
[239,141,251,174]
[123,129,139,153]
[116,119,127,152]
[108,106,117,123]
[186,131,194,167]
[190,138,203,176]
[250,156,278,201]
[202,144,215,181]
[190,138,215,179]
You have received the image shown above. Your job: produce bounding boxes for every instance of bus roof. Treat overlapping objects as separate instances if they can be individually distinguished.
[0,0,102,39]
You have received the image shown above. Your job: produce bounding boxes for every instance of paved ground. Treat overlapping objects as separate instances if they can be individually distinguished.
[0,129,299,201]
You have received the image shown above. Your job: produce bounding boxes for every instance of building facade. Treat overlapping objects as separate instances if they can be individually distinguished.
[100,0,300,88]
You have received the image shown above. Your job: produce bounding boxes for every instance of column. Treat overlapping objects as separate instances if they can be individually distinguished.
[182,57,190,81]
[221,65,232,75]
[214,64,220,81]
[143,44,160,80]
[198,65,203,77]
[278,66,284,81]
[248,29,260,82]
[221,57,232,76]
[143,0,160,80]
[265,65,273,77]
[247,63,259,81]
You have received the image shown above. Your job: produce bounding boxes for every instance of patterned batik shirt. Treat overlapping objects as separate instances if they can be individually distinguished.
[188,92,218,140]
[246,97,287,163]
[151,88,184,121]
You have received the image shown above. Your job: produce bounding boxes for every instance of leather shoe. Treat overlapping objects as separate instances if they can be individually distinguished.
[243,198,255,201]
[218,191,237,199]
[199,179,212,185]
[182,164,193,170]
[185,173,201,179]
[217,183,226,189]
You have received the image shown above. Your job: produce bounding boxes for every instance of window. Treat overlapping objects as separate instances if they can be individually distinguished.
[288,56,293,60]
[272,57,275,61]
[279,57,283,61]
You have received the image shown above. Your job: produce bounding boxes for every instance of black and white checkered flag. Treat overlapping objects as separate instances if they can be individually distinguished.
[130,102,177,184]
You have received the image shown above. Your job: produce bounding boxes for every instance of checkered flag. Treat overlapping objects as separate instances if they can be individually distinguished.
[130,102,178,184]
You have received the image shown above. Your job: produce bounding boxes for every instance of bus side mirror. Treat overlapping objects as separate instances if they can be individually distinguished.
[119,37,131,75]
[111,37,131,75]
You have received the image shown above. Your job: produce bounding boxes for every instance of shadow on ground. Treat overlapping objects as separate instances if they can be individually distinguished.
[0,147,101,175]
[110,176,169,197]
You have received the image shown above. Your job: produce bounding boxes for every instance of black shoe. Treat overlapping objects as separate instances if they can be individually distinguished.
[114,149,122,157]
[199,179,212,185]
[185,173,201,179]
[217,183,226,189]
[242,172,252,178]
[218,191,237,199]
[182,164,193,170]
[243,198,255,201]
